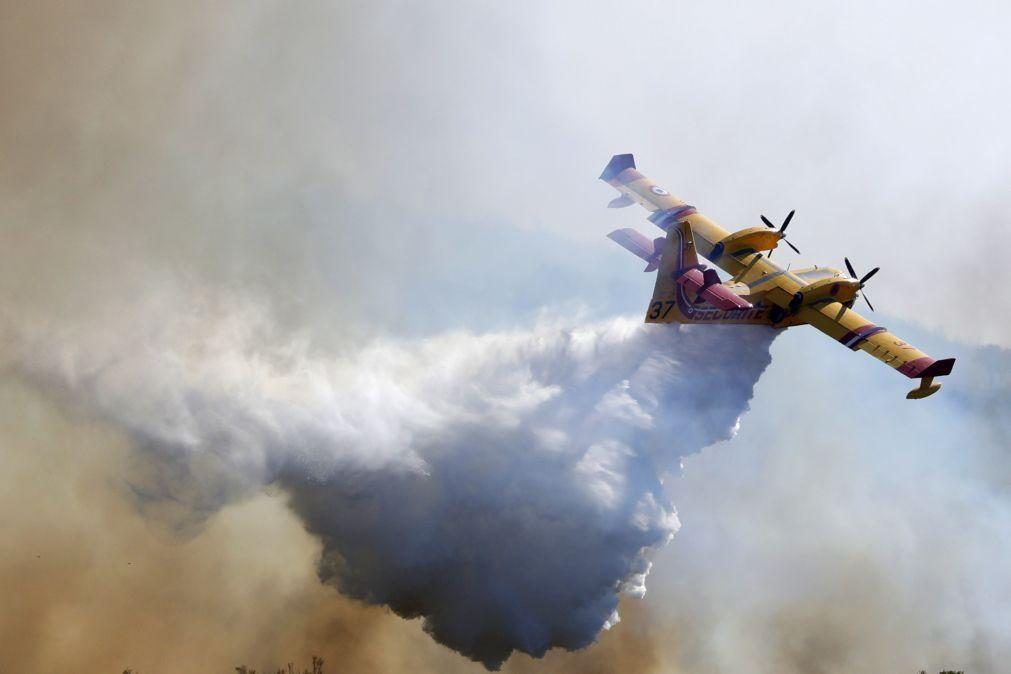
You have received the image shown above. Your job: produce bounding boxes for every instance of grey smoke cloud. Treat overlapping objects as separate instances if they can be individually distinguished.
[5,1,1009,346]
[3,1,1010,671]
[3,297,775,668]
[640,326,1011,674]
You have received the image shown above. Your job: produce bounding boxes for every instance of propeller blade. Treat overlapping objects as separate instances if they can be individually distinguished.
[781,209,795,232]
[761,215,775,229]
[861,292,875,312]
[844,257,857,279]
[785,239,801,254]
[860,267,880,284]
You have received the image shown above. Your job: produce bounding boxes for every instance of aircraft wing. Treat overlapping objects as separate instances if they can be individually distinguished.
[797,301,955,398]
[600,154,697,220]
[599,154,753,279]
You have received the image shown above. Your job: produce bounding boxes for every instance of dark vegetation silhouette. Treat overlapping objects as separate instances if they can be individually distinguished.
[115,662,973,673]
[234,657,324,674]
[120,661,965,673]
[122,656,325,674]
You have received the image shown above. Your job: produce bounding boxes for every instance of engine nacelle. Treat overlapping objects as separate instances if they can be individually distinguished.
[709,226,783,261]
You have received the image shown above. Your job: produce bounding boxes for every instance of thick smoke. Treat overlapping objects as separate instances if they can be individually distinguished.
[638,329,1011,674]
[7,2,1007,671]
[3,299,774,668]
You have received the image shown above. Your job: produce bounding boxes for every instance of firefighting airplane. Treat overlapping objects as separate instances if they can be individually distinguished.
[602,154,954,399]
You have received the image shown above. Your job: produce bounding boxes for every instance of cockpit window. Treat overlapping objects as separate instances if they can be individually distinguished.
[796,268,836,282]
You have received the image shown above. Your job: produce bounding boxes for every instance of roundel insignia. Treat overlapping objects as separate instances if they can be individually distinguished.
[650,185,669,196]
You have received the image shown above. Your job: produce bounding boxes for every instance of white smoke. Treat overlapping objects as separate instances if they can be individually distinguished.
[2,297,775,669]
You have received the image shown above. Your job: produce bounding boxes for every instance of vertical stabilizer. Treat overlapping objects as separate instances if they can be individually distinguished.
[644,220,759,324]
[678,219,700,269]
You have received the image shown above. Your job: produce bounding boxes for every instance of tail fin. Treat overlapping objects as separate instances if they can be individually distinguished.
[666,221,753,312]
[677,219,700,268]
[645,221,759,323]
[607,228,664,272]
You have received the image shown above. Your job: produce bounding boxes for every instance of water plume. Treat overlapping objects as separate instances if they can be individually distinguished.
[3,298,775,668]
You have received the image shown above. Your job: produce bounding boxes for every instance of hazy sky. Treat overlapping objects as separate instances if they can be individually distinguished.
[1,1,1009,672]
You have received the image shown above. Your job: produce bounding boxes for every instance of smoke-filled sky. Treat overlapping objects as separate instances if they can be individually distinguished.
[1,1,1010,673]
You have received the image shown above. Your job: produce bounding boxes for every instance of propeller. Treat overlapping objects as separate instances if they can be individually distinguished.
[761,210,801,256]
[844,257,880,311]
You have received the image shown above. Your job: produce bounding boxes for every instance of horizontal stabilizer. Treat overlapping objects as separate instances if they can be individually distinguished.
[600,154,636,182]
[607,228,663,271]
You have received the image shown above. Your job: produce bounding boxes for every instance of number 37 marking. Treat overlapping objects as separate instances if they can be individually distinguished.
[648,301,676,319]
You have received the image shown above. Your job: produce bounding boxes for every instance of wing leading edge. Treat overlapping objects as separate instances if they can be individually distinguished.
[798,302,955,399]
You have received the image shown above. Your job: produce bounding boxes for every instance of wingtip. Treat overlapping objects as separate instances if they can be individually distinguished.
[599,153,636,182]
[899,356,956,379]
[904,358,955,399]
[921,357,956,378]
